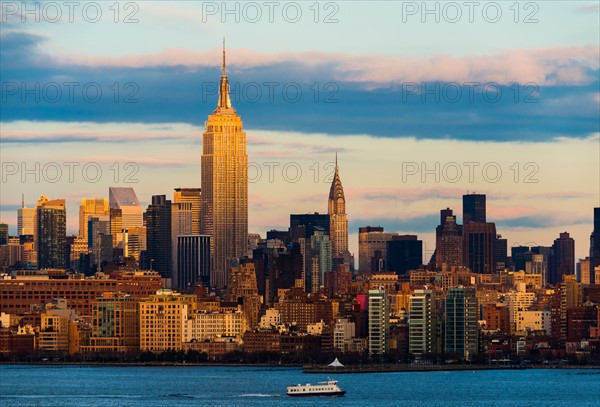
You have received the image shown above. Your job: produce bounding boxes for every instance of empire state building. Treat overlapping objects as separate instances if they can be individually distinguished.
[201,42,248,289]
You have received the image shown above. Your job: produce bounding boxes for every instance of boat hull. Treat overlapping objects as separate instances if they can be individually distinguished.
[287,390,346,397]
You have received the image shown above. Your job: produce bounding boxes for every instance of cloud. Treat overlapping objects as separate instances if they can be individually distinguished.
[45,41,600,86]
[2,30,599,142]
[578,5,600,13]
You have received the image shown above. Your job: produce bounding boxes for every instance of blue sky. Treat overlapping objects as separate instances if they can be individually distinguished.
[1,1,599,261]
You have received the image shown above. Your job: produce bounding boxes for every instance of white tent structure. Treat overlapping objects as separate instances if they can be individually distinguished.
[328,358,344,367]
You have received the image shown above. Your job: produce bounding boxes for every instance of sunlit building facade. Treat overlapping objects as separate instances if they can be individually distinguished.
[201,43,248,289]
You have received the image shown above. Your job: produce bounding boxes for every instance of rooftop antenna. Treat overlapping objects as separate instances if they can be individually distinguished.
[21,193,24,209]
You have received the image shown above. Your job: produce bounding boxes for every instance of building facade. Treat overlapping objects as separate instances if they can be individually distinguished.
[201,44,248,289]
[328,157,348,258]
[368,288,389,355]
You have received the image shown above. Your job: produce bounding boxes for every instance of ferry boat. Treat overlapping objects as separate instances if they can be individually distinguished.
[286,379,346,397]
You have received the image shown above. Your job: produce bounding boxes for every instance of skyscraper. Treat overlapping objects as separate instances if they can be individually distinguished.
[368,288,389,355]
[463,193,486,223]
[174,188,202,235]
[175,235,211,291]
[328,155,348,258]
[463,222,497,274]
[79,198,109,247]
[435,208,463,269]
[17,207,36,236]
[172,202,193,279]
[0,223,7,245]
[386,235,423,275]
[36,196,66,269]
[552,232,575,285]
[88,216,112,268]
[201,41,248,289]
[590,207,600,270]
[109,187,143,229]
[409,289,439,355]
[462,193,496,274]
[289,213,330,241]
[307,227,332,293]
[445,286,478,361]
[145,195,172,280]
[358,226,399,273]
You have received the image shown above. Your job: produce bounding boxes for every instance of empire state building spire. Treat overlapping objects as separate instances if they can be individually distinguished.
[216,38,234,113]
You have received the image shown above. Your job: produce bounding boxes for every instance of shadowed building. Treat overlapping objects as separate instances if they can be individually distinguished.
[386,235,423,275]
[463,193,486,223]
[145,195,172,280]
[36,196,66,269]
[289,213,330,241]
[590,208,600,276]
[435,208,463,269]
[552,232,575,285]
[175,235,211,291]
[445,286,478,361]
[463,222,497,274]
[201,42,248,289]
[359,226,398,273]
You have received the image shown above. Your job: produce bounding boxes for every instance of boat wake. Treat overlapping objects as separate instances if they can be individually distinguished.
[239,393,282,397]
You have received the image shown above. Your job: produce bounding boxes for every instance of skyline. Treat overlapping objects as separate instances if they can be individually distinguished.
[1,1,599,263]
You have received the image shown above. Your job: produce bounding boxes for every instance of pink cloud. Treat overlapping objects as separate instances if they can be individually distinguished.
[50,45,599,86]
[578,5,600,13]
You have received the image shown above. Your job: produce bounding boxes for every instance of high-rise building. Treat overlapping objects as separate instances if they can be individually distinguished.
[175,235,211,291]
[463,222,497,274]
[88,216,112,267]
[577,257,592,284]
[253,243,303,304]
[36,196,66,269]
[590,207,600,270]
[435,209,463,269]
[463,193,486,223]
[201,42,248,289]
[109,208,123,248]
[552,232,575,285]
[304,227,332,293]
[226,261,261,330]
[174,188,202,235]
[496,235,508,269]
[289,213,330,241]
[526,254,548,286]
[79,198,109,246]
[171,202,193,279]
[511,245,533,272]
[17,207,36,236]
[108,187,143,229]
[358,226,399,273]
[409,289,438,356]
[0,223,8,245]
[368,288,389,355]
[328,156,348,258]
[445,286,478,361]
[121,227,146,261]
[145,195,172,279]
[386,235,423,275]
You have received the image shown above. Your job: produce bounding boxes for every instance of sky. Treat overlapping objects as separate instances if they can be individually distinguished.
[1,1,599,262]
